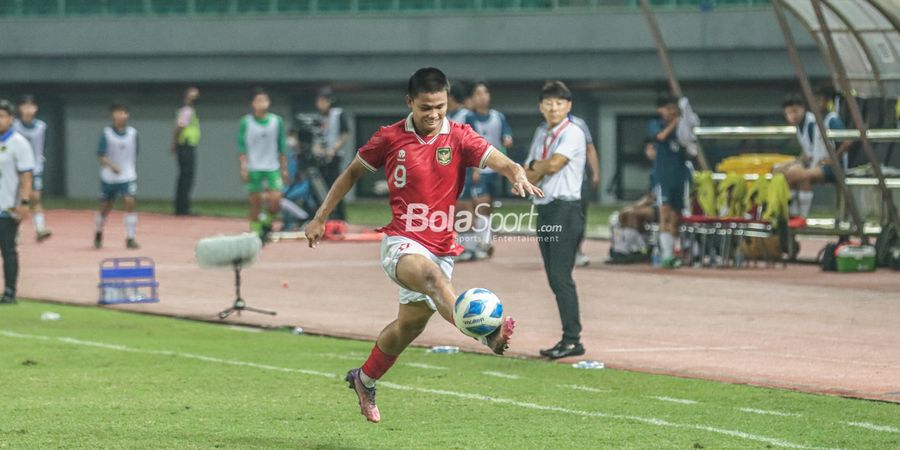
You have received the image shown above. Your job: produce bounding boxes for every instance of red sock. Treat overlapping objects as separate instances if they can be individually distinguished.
[360,344,398,380]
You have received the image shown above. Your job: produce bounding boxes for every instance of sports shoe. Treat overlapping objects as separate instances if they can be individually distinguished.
[472,248,489,261]
[0,295,17,305]
[540,341,585,360]
[345,368,380,423]
[575,251,590,267]
[36,229,52,243]
[126,238,140,249]
[480,317,516,355]
[94,232,103,249]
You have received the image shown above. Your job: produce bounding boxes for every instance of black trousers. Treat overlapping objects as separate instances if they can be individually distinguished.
[0,217,19,297]
[175,144,196,215]
[536,200,585,343]
[579,165,593,249]
[320,156,346,220]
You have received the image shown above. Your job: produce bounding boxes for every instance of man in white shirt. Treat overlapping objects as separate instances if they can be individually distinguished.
[0,99,35,304]
[524,81,587,359]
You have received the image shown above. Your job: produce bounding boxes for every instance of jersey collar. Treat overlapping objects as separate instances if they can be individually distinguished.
[404,113,450,145]
[0,129,13,142]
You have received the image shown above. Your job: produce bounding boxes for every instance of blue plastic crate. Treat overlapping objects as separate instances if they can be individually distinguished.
[98,257,160,305]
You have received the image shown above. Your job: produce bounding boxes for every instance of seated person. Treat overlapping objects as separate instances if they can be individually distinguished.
[774,89,852,217]
[281,128,319,231]
[609,139,657,261]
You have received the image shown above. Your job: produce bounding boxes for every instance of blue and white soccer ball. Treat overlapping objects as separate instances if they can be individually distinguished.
[454,288,503,338]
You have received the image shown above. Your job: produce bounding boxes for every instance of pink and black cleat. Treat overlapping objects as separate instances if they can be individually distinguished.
[482,317,516,355]
[345,368,381,423]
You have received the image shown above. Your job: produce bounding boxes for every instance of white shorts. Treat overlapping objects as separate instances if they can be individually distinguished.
[380,235,454,311]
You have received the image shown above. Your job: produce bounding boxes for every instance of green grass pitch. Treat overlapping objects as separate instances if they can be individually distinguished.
[1,301,898,449]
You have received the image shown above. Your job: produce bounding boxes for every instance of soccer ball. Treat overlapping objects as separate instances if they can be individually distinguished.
[454,288,503,338]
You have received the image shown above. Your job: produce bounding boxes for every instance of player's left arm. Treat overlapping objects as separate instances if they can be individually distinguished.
[15,141,35,221]
[586,143,601,189]
[305,158,368,247]
[484,149,543,198]
[526,153,570,184]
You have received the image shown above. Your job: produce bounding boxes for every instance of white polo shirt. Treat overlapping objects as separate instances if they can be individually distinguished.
[0,129,35,212]
[525,117,586,206]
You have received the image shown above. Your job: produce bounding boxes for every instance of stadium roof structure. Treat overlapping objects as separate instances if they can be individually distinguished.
[782,0,900,99]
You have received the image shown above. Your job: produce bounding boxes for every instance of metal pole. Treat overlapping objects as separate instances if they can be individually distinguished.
[813,0,900,229]
[771,0,865,237]
[638,0,710,170]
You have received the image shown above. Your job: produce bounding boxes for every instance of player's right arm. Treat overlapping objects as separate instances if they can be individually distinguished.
[97,132,120,174]
[305,158,368,247]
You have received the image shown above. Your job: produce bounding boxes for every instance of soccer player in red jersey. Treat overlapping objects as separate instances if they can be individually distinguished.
[305,68,542,423]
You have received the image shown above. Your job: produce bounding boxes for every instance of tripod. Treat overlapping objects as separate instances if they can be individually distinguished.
[218,260,277,319]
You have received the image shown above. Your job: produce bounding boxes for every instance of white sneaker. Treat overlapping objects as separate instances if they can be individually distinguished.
[575,251,590,267]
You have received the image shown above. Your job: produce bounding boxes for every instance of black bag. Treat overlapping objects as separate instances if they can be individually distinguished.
[819,242,839,271]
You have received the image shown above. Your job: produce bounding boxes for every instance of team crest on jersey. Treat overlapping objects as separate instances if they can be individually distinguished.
[436,147,452,165]
[397,149,407,161]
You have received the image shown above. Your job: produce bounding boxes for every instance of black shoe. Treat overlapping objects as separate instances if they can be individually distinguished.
[541,341,585,360]
[126,238,140,249]
[0,293,17,305]
[94,232,103,249]
[36,229,53,243]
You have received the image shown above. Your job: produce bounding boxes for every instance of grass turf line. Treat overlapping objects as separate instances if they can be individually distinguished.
[2,301,898,449]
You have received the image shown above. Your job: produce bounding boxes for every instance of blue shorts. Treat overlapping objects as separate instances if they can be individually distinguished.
[460,170,500,200]
[32,174,43,192]
[822,164,836,183]
[100,181,137,202]
[655,180,685,211]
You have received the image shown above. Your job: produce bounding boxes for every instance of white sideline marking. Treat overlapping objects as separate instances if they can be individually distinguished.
[482,371,520,380]
[405,362,449,371]
[558,384,610,393]
[842,422,900,433]
[605,346,757,353]
[0,330,840,450]
[227,326,263,333]
[649,396,698,405]
[738,408,801,417]
[319,353,448,371]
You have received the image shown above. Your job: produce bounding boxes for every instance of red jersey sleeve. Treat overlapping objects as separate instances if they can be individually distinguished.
[458,124,493,169]
[356,127,389,172]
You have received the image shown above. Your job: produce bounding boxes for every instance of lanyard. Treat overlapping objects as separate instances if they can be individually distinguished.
[541,118,570,160]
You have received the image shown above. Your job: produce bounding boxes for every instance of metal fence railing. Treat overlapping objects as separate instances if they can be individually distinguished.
[0,0,772,18]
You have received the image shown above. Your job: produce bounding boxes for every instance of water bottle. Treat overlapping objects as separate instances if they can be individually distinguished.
[651,243,661,268]
[428,346,459,354]
[571,360,604,369]
[291,327,304,335]
[40,311,62,321]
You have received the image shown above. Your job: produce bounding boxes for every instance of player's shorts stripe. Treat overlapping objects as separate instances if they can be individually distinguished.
[355,153,377,172]
[478,146,496,170]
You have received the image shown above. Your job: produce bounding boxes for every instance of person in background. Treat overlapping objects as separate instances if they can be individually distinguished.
[14,95,51,242]
[775,89,851,218]
[95,102,140,250]
[171,86,200,216]
[608,139,657,262]
[465,81,513,259]
[238,88,288,240]
[525,81,587,359]
[315,86,351,221]
[648,95,689,269]
[0,99,35,305]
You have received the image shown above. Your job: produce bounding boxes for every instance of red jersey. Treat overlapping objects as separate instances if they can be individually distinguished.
[357,115,493,256]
